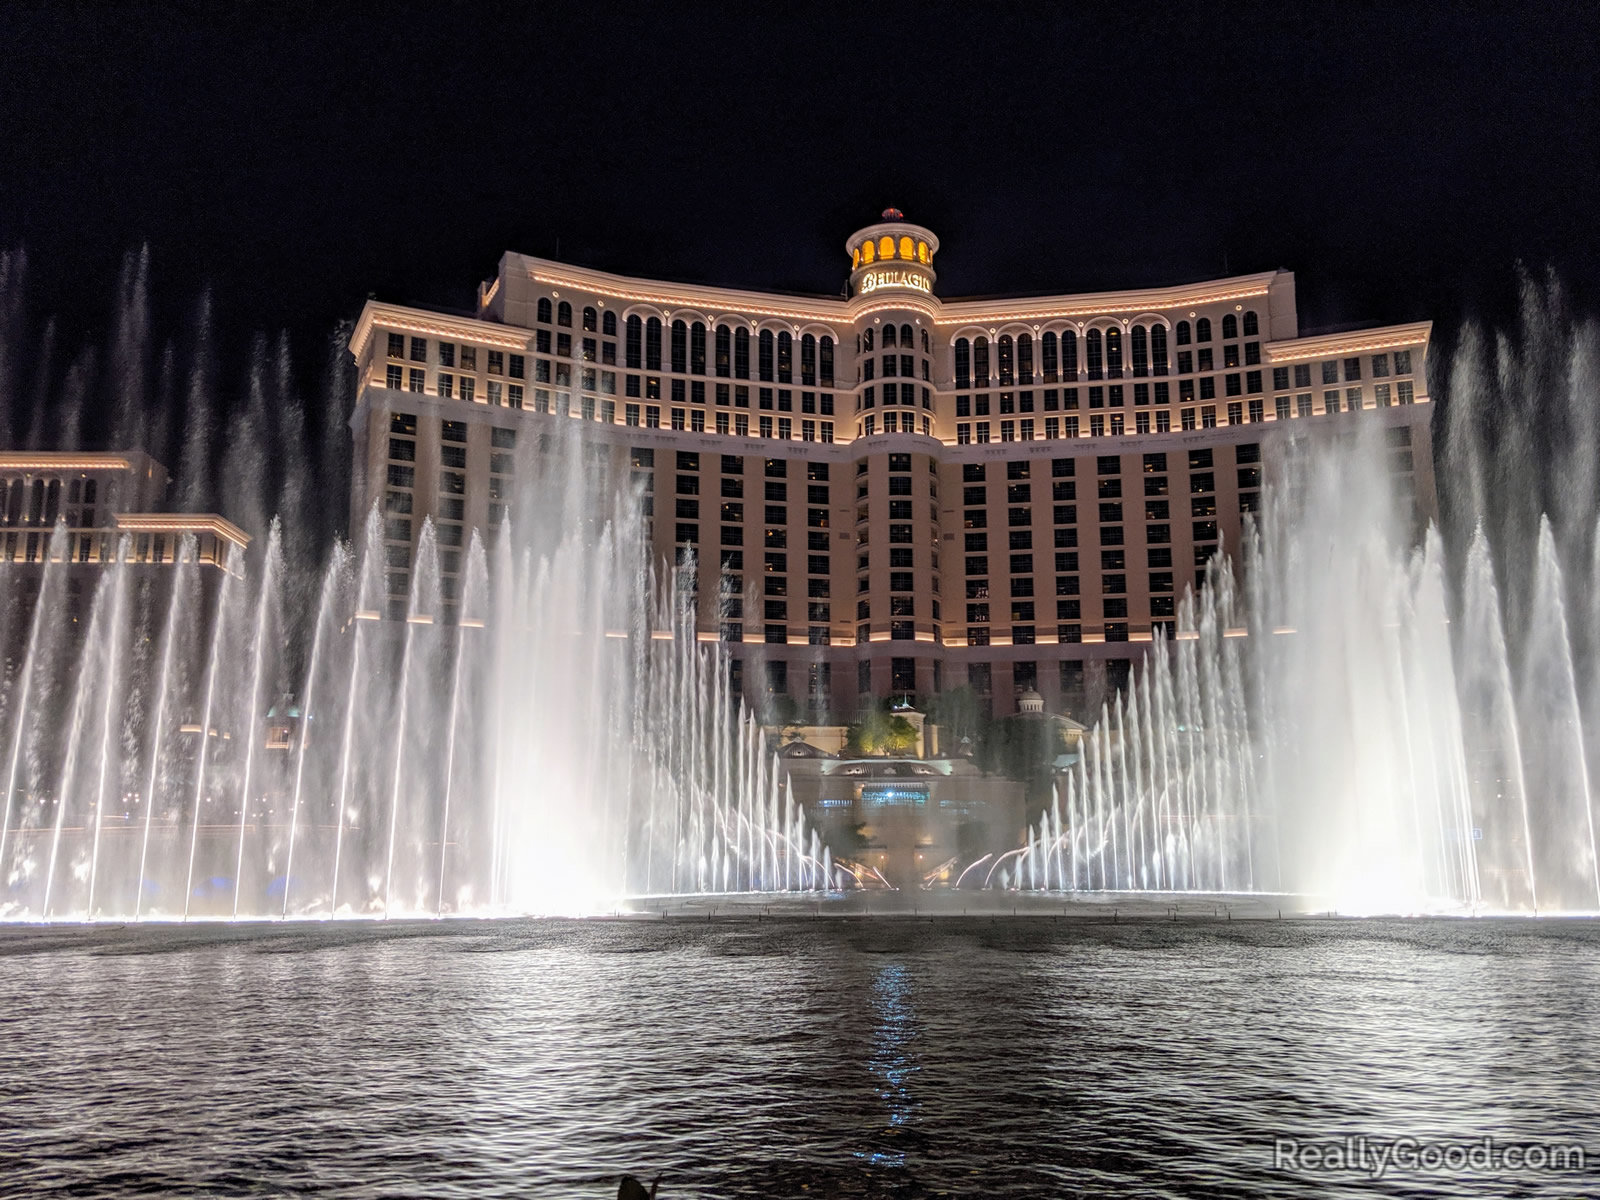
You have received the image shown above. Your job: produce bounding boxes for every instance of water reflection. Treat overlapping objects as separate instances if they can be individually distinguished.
[1,918,1596,1198]
[860,962,919,1170]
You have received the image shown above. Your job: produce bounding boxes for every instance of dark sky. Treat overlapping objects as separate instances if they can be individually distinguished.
[1,1,1596,381]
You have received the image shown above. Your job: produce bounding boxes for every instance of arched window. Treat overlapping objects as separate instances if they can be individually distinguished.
[900,323,913,347]
[715,325,732,377]
[882,323,897,348]
[921,328,930,354]
[1243,310,1259,337]
[1105,328,1122,378]
[878,235,894,261]
[583,306,598,332]
[776,331,792,382]
[800,334,816,386]
[1062,329,1078,377]
[28,479,44,524]
[1221,313,1238,341]
[5,480,21,525]
[690,322,706,375]
[758,329,774,381]
[1085,329,1103,379]
[1041,331,1058,382]
[861,240,875,265]
[603,311,617,337]
[557,301,572,328]
[670,319,688,373]
[974,337,990,388]
[954,338,971,390]
[863,327,874,352]
[626,315,643,368]
[1195,317,1212,342]
[734,327,751,378]
[917,241,929,264]
[1175,320,1192,346]
[44,479,59,524]
[1130,326,1148,377]
[537,297,552,324]
[852,247,861,269]
[820,336,834,387]
[997,334,1014,385]
[645,317,662,370]
[1017,332,1034,384]
[1151,324,1169,374]
[899,236,914,260]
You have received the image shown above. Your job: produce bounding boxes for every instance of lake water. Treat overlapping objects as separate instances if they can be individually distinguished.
[1,915,1596,1198]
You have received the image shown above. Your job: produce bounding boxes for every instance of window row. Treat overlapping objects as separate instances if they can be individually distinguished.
[852,235,932,267]
[953,325,1174,389]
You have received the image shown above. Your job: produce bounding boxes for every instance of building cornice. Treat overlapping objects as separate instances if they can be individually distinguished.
[493,255,1293,331]
[350,301,533,360]
[115,513,252,548]
[0,452,136,472]
[1265,321,1433,362]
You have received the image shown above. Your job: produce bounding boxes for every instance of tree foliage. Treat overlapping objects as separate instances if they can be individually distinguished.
[846,698,919,756]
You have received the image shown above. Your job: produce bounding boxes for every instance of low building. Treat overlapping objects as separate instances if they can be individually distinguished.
[0,449,249,655]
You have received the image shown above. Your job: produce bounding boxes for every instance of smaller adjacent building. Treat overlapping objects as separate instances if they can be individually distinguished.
[0,449,249,653]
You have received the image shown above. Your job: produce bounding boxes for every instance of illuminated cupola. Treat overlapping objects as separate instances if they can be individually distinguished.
[846,208,939,299]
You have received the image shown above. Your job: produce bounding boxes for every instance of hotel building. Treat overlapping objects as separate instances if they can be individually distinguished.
[348,210,1434,720]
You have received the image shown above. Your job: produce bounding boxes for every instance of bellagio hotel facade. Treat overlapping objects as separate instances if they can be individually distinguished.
[348,210,1435,720]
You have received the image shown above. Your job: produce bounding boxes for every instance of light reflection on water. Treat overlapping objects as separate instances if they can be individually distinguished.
[860,963,917,1170]
[0,917,1597,1198]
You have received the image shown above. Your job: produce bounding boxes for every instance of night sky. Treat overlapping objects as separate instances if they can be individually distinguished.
[1,2,1596,443]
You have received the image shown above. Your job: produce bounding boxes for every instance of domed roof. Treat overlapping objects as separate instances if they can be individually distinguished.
[1018,688,1045,714]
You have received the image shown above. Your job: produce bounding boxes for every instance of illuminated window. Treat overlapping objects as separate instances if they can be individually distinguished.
[917,240,929,263]
[861,240,875,264]
[899,235,914,260]
[878,235,894,260]
[776,331,792,383]
[646,318,662,370]
[691,322,707,375]
[1085,329,1103,379]
[853,247,861,268]
[671,319,687,373]
[758,330,775,381]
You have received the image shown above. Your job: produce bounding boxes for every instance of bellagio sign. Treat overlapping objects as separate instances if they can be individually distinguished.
[857,268,933,295]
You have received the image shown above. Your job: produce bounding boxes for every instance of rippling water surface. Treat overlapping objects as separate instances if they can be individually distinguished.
[1,916,1597,1198]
